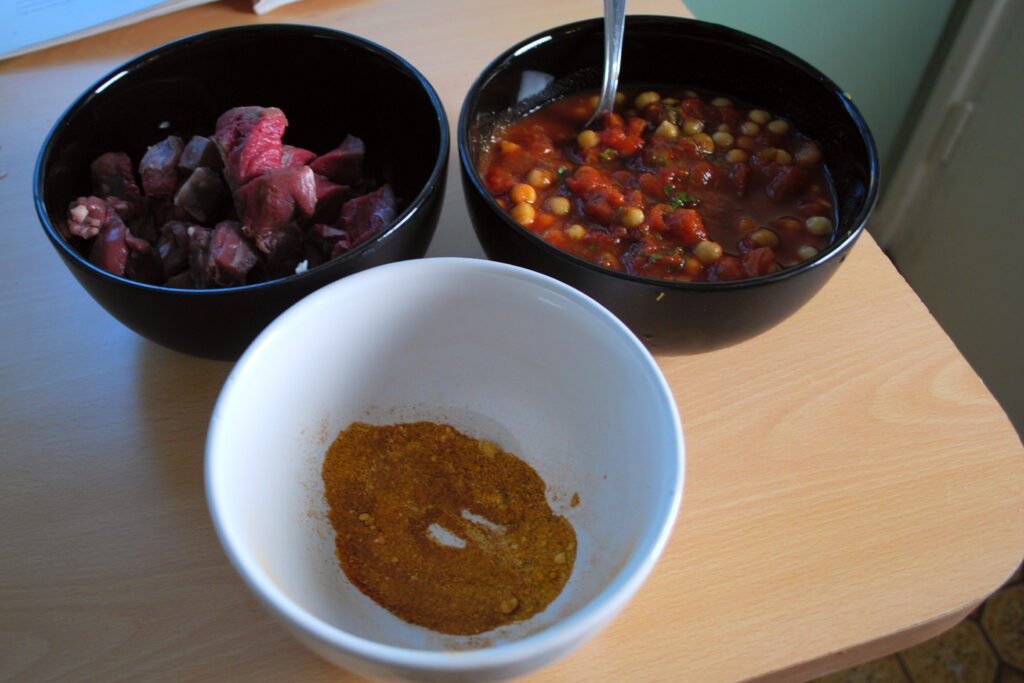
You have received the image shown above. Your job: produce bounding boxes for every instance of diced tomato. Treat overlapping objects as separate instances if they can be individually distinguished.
[665,208,707,246]
[484,167,516,194]
[708,255,744,281]
[765,165,810,201]
[729,162,749,196]
[741,247,776,277]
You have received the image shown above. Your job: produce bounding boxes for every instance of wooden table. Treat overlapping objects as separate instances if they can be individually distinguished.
[2,1,1021,681]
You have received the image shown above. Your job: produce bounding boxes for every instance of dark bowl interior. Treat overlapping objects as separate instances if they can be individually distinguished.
[36,24,449,361]
[459,16,878,353]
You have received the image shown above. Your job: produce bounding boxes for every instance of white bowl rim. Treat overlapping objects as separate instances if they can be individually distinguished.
[205,256,685,673]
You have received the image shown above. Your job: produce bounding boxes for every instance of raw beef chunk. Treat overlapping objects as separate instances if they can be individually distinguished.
[139,135,184,199]
[174,167,227,224]
[67,196,119,239]
[338,183,397,246]
[308,223,352,262]
[204,220,258,287]
[213,106,287,189]
[237,165,316,253]
[178,136,223,173]
[188,226,213,288]
[156,221,192,280]
[88,210,158,282]
[90,152,141,204]
[310,134,365,185]
[310,174,355,224]
[124,232,162,284]
[88,215,130,274]
[282,145,316,168]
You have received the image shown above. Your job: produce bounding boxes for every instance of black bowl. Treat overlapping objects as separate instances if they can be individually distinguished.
[459,16,878,353]
[36,24,448,361]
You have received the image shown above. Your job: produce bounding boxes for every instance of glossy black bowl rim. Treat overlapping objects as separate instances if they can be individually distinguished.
[458,15,880,292]
[34,23,450,296]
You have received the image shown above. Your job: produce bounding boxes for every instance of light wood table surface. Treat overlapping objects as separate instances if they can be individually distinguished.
[2,1,1022,681]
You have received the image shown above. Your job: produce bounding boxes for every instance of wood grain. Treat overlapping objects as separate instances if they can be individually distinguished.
[1,1,1021,681]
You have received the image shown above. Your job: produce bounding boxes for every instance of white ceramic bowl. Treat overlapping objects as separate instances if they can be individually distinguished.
[205,257,684,681]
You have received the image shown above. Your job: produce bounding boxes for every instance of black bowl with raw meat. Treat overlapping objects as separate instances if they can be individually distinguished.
[35,24,448,360]
[458,16,878,353]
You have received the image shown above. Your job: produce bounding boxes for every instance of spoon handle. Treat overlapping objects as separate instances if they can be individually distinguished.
[592,0,627,123]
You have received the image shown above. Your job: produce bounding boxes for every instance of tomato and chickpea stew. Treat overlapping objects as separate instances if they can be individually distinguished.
[479,88,837,282]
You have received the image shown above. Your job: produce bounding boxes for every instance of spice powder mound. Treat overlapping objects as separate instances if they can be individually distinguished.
[321,421,577,636]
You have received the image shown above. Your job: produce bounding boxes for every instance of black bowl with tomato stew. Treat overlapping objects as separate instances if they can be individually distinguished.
[458,16,878,353]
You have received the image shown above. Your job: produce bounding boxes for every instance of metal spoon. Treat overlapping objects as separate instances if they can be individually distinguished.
[584,0,627,129]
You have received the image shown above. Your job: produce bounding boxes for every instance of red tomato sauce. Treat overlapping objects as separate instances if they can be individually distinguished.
[479,89,837,282]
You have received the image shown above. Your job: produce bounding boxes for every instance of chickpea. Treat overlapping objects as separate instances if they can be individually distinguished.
[634,91,661,109]
[577,129,600,149]
[726,149,748,164]
[797,245,819,261]
[717,123,731,132]
[748,109,771,125]
[614,91,626,105]
[712,131,735,148]
[777,217,803,232]
[565,224,586,240]
[655,120,680,139]
[737,216,756,232]
[510,183,537,204]
[692,133,715,153]
[545,196,571,216]
[774,149,793,166]
[682,118,704,136]
[711,96,732,107]
[767,119,791,135]
[750,228,780,248]
[794,141,823,166]
[510,202,535,226]
[740,121,761,136]
[620,207,645,228]
[683,257,703,276]
[736,135,756,150]
[694,240,723,264]
[805,216,834,236]
[526,168,554,189]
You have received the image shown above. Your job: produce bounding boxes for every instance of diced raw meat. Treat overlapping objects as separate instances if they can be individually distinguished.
[282,145,316,168]
[174,167,227,224]
[188,226,213,288]
[139,135,184,199]
[163,270,195,289]
[203,220,258,287]
[178,136,223,173]
[338,183,397,246]
[310,135,365,185]
[67,196,118,239]
[311,174,355,225]
[88,213,131,276]
[124,231,162,284]
[90,152,141,205]
[259,222,304,279]
[237,165,317,253]
[213,106,288,189]
[156,221,192,280]
[308,223,352,261]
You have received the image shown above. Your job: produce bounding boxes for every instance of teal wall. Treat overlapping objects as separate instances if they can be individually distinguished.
[684,0,955,178]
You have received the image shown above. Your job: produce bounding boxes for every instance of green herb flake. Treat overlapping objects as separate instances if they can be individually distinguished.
[599,148,619,162]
